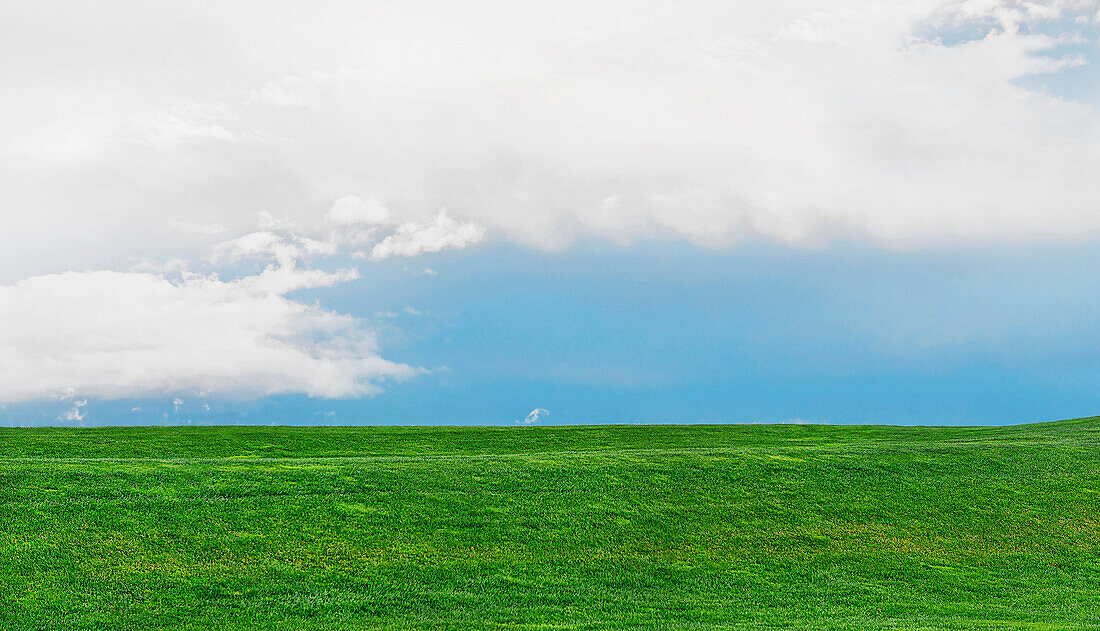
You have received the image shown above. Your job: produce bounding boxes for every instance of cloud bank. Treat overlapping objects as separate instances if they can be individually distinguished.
[4,0,1100,281]
[0,262,418,403]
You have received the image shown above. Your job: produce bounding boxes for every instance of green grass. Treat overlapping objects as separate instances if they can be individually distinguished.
[3,420,1100,630]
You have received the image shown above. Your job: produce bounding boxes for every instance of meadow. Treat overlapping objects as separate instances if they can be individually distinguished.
[2,419,1100,630]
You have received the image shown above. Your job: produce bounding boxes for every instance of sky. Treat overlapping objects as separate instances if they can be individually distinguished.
[3,0,1100,426]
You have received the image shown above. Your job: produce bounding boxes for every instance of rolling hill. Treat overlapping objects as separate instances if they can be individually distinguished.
[3,420,1100,629]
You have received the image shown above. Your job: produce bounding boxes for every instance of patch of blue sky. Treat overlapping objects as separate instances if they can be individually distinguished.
[1013,14,1100,103]
[911,19,993,48]
[1015,50,1100,104]
[914,12,1100,106]
[7,240,1100,427]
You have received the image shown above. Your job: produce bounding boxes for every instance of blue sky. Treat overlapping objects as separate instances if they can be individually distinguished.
[4,0,1100,426]
[7,239,1100,426]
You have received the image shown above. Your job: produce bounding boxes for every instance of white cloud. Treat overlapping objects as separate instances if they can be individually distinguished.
[0,263,420,403]
[60,399,87,422]
[519,408,550,424]
[2,0,1100,278]
[0,201,467,403]
[214,218,345,268]
[370,211,486,260]
[939,0,1091,29]
[214,204,479,270]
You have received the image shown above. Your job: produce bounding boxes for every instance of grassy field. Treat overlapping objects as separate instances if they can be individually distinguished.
[3,420,1100,630]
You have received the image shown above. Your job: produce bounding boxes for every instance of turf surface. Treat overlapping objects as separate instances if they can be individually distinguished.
[3,420,1100,629]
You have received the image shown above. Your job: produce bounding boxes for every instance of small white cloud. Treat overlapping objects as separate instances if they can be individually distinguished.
[370,211,484,260]
[518,408,549,424]
[216,230,298,264]
[402,306,422,316]
[214,229,339,270]
[214,212,344,269]
[60,399,87,422]
[173,397,184,412]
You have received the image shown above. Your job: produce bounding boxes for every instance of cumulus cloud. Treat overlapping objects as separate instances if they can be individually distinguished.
[370,211,486,260]
[0,262,419,403]
[0,204,470,404]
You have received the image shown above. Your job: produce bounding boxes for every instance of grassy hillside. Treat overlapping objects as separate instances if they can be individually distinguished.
[3,420,1100,630]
